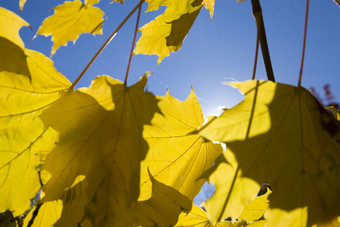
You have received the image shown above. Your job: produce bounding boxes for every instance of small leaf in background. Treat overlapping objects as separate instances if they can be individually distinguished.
[140,89,223,202]
[40,75,159,226]
[19,0,27,11]
[137,170,192,226]
[134,0,214,64]
[36,0,104,55]
[198,80,340,226]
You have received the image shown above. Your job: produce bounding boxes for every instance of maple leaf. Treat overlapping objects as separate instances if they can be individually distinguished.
[39,75,159,226]
[134,0,215,64]
[198,80,340,226]
[36,0,104,55]
[140,89,223,202]
[137,170,192,226]
[0,9,71,216]
[175,186,271,227]
[23,176,90,227]
[0,7,29,47]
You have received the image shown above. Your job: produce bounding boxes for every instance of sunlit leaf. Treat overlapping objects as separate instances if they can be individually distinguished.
[137,170,192,226]
[40,75,158,226]
[19,0,27,11]
[176,187,270,227]
[238,186,271,223]
[23,200,63,227]
[198,80,340,226]
[135,0,214,64]
[23,176,90,227]
[36,0,104,55]
[203,150,261,225]
[202,0,215,18]
[0,7,29,47]
[0,11,71,214]
[140,89,223,201]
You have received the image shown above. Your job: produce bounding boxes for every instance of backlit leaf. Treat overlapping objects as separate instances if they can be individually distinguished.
[40,75,159,226]
[24,176,89,227]
[137,170,192,226]
[238,186,271,223]
[176,187,270,227]
[23,200,63,227]
[19,0,27,11]
[134,0,214,64]
[140,89,223,201]
[198,80,340,226]
[0,7,29,47]
[37,0,104,55]
[202,150,261,225]
[0,10,71,215]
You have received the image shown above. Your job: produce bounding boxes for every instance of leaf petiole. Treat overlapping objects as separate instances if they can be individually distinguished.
[70,0,145,90]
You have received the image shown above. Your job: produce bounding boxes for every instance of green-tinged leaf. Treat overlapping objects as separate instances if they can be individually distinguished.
[0,7,29,47]
[137,170,192,226]
[0,22,70,215]
[135,0,213,64]
[37,0,104,55]
[140,89,223,201]
[198,80,340,226]
[40,75,159,226]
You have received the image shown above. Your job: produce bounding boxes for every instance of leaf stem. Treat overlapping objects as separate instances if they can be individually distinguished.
[252,25,260,80]
[298,0,310,87]
[124,1,143,86]
[70,0,145,90]
[250,0,275,82]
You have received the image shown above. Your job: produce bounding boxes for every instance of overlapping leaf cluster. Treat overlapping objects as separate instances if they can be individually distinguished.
[1,0,340,226]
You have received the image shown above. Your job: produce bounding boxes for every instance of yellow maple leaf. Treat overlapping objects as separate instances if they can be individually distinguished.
[134,0,214,64]
[0,7,29,47]
[175,186,271,227]
[23,176,90,227]
[198,80,340,226]
[140,89,223,202]
[137,170,192,226]
[36,0,104,55]
[0,9,71,216]
[39,75,158,226]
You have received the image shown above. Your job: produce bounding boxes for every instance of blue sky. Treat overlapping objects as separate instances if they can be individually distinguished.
[1,0,340,116]
[1,0,340,205]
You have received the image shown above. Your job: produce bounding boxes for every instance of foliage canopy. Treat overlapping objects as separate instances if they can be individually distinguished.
[0,0,340,226]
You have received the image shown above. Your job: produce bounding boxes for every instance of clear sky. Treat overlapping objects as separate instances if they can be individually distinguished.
[1,0,340,116]
[1,0,340,205]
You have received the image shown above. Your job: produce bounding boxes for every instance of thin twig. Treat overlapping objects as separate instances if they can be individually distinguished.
[298,0,310,87]
[70,0,145,90]
[124,1,143,86]
[252,25,260,80]
[250,0,275,82]
[333,0,340,7]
